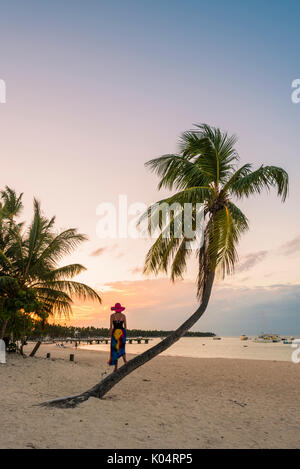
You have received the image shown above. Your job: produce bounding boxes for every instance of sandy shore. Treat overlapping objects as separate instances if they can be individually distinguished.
[0,343,299,449]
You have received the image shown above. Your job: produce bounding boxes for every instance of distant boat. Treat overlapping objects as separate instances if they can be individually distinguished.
[213,337,221,340]
[254,334,281,343]
[282,336,294,344]
[240,335,248,341]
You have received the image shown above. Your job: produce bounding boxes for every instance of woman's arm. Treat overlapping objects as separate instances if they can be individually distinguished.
[123,315,127,330]
[109,314,113,337]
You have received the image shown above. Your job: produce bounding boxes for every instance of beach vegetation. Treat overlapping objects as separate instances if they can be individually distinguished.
[0,186,101,354]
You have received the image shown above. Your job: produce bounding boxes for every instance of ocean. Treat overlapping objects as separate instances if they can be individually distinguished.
[80,336,298,362]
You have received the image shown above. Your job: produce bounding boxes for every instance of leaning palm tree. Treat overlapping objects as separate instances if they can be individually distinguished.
[0,192,101,344]
[40,123,288,408]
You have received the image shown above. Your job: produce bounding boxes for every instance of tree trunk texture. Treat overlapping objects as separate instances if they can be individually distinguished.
[40,271,215,408]
[0,319,8,340]
[19,338,27,356]
[29,340,42,357]
[30,318,47,357]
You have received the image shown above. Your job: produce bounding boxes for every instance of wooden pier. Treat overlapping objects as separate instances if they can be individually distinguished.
[54,337,152,345]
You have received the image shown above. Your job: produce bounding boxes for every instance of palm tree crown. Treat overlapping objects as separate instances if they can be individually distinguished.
[142,124,289,299]
[0,189,101,323]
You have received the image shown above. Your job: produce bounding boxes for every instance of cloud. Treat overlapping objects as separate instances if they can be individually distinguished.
[280,235,300,255]
[205,283,300,335]
[69,278,197,328]
[90,247,107,257]
[130,266,143,274]
[89,243,119,257]
[236,250,268,273]
[69,278,300,335]
[232,234,300,276]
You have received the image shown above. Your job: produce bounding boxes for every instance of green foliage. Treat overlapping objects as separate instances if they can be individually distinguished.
[142,123,289,299]
[0,187,101,341]
[0,275,46,346]
[28,323,215,339]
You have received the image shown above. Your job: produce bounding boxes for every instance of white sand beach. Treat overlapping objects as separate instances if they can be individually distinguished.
[1,341,300,449]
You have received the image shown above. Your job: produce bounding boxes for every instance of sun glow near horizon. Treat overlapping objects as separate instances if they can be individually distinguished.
[1,0,300,335]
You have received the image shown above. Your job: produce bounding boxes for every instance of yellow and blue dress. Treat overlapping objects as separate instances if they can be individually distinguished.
[108,319,126,366]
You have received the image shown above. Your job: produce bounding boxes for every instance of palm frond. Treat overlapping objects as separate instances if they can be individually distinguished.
[180,124,239,185]
[34,264,87,282]
[197,202,249,299]
[143,233,181,275]
[39,280,101,303]
[143,124,289,304]
[229,165,289,201]
[145,154,211,190]
[170,237,192,280]
[0,191,101,321]
[222,163,253,191]
[0,249,12,271]
[0,186,23,219]
[34,228,88,268]
[25,199,53,274]
[34,287,74,317]
[0,275,18,293]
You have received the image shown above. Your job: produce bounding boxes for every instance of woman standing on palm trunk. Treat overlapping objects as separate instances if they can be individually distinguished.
[108,302,128,372]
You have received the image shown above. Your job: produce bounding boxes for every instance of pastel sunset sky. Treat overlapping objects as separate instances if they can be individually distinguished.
[1,0,299,334]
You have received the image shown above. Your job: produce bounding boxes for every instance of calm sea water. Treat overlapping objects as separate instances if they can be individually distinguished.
[80,336,298,362]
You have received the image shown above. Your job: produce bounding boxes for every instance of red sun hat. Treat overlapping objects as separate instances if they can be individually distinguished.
[111,302,126,312]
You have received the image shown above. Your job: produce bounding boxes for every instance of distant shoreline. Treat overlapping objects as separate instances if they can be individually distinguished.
[29,323,216,340]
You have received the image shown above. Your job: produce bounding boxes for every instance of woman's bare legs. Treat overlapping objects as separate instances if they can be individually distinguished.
[112,355,127,372]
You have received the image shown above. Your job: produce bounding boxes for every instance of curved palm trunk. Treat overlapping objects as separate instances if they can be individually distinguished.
[40,271,215,408]
[30,319,46,357]
[29,340,42,357]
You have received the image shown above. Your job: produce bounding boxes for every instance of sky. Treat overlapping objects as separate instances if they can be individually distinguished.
[0,0,299,335]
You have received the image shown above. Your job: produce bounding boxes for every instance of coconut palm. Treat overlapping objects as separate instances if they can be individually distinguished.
[41,124,288,408]
[0,187,25,338]
[0,275,44,352]
[0,187,24,272]
[0,186,23,221]
[141,124,288,299]
[0,189,101,346]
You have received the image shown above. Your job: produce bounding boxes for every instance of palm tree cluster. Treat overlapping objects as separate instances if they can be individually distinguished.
[0,187,101,353]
